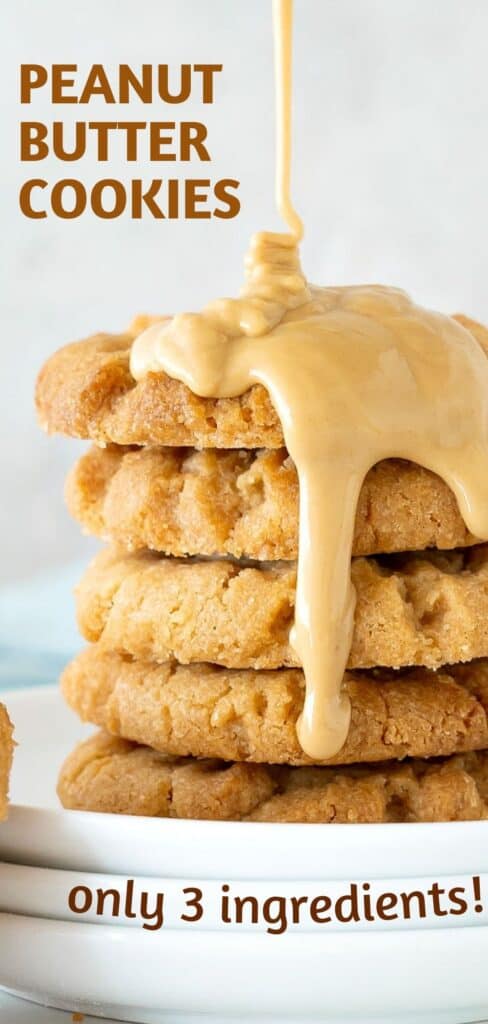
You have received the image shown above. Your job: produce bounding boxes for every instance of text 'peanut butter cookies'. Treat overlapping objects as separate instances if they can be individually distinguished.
[35,315,488,450]
[58,732,488,823]
[61,648,488,767]
[76,545,488,672]
[0,704,14,821]
[67,446,477,561]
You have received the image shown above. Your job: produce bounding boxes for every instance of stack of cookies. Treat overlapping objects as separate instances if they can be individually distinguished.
[36,317,488,823]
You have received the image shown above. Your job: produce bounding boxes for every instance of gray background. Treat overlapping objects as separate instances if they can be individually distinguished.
[2,0,488,582]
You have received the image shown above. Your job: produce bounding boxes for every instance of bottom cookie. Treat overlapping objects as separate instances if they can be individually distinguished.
[0,704,14,820]
[58,732,488,823]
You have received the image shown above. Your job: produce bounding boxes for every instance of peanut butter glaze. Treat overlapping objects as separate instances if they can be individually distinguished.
[129,2,488,759]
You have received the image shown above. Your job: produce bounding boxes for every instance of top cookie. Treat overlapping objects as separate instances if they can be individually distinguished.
[36,328,282,449]
[35,314,488,449]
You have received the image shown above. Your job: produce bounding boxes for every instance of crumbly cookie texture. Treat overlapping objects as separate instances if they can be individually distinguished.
[57,731,275,819]
[0,704,14,820]
[58,732,488,823]
[76,544,488,672]
[67,446,476,560]
[61,648,488,766]
[35,314,488,449]
[36,331,282,449]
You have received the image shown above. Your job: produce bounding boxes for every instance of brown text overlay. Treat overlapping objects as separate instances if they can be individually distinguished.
[19,64,241,220]
[67,876,485,934]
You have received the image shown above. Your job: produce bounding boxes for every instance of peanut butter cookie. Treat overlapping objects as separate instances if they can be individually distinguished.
[67,446,476,560]
[76,544,488,672]
[58,732,488,823]
[61,647,488,766]
[0,704,14,820]
[36,314,488,449]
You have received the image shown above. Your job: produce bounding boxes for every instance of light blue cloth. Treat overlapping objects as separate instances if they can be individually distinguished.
[0,562,84,691]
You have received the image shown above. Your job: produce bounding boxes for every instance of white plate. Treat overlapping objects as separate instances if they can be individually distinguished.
[1,686,487,881]
[1,686,488,1022]
[1,912,488,1024]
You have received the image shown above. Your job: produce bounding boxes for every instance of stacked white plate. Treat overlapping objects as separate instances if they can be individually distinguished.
[0,684,487,1024]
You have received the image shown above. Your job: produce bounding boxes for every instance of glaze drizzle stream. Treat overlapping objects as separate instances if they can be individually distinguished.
[130,3,488,758]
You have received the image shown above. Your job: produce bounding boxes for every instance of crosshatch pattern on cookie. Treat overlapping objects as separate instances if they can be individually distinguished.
[66,445,477,560]
[76,544,488,672]
[62,648,488,767]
